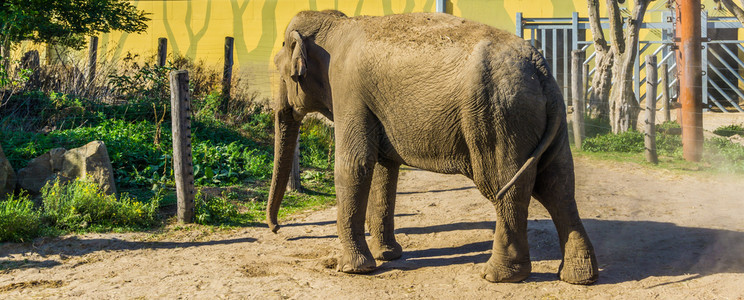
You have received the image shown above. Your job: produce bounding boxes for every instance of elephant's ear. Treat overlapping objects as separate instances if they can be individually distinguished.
[289,31,307,80]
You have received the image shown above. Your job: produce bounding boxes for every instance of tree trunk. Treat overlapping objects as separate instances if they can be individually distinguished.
[586,0,613,118]
[589,51,613,118]
[607,0,650,133]
[609,51,640,133]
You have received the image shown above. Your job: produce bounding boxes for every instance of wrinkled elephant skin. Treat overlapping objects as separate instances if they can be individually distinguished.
[266,11,598,285]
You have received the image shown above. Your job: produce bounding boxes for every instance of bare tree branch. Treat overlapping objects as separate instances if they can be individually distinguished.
[587,0,609,51]
[606,0,625,54]
[715,0,744,24]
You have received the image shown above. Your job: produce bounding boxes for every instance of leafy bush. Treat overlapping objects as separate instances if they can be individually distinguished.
[41,179,159,230]
[657,121,681,133]
[195,190,240,225]
[582,130,645,153]
[0,193,42,242]
[704,137,744,172]
[713,124,744,137]
[300,117,334,170]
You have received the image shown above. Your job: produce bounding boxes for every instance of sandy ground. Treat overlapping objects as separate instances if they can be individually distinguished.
[1,155,743,299]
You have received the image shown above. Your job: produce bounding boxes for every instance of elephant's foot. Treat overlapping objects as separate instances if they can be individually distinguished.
[336,250,376,273]
[558,249,598,285]
[481,257,531,283]
[368,239,402,261]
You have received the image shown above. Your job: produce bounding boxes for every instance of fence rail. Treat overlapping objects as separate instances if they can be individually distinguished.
[516,11,744,113]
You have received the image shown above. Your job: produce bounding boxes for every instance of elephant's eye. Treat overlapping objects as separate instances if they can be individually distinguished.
[282,41,285,47]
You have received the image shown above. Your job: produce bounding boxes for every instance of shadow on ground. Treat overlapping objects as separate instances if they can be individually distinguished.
[0,237,256,272]
[374,219,744,284]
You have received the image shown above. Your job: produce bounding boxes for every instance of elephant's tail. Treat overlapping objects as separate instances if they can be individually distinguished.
[494,49,563,200]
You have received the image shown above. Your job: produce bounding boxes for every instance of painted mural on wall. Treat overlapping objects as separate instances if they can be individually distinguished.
[90,0,728,98]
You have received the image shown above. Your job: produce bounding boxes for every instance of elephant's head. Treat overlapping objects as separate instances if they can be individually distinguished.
[267,10,344,233]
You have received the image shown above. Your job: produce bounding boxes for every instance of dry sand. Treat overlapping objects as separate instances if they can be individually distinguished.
[1,156,743,299]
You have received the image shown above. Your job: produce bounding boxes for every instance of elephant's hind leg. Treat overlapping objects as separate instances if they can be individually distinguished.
[478,173,535,283]
[533,147,598,284]
[366,159,403,261]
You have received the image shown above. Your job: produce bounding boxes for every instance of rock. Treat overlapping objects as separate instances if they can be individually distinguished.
[59,141,117,195]
[17,141,116,195]
[17,151,57,194]
[0,144,17,199]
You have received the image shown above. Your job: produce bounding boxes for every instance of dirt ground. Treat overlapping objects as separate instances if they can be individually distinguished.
[1,154,743,299]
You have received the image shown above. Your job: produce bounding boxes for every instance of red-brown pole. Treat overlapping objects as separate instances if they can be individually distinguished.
[677,0,703,161]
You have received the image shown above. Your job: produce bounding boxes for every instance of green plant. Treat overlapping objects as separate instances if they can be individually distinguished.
[41,179,159,230]
[0,0,148,52]
[582,130,645,153]
[703,137,744,173]
[0,193,42,242]
[713,124,744,137]
[195,190,240,225]
[299,117,335,170]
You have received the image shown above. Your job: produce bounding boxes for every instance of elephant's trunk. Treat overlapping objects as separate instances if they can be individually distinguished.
[266,106,302,233]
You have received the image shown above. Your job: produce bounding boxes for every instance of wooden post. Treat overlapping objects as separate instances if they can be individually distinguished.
[21,50,40,89]
[287,135,302,192]
[677,0,703,161]
[571,50,585,149]
[86,36,98,85]
[221,37,234,113]
[170,70,195,223]
[158,38,168,67]
[645,55,658,164]
[660,62,670,123]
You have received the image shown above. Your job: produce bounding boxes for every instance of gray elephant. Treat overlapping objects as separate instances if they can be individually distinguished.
[266,10,598,284]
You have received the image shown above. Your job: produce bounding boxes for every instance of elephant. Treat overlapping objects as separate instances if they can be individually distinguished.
[266,10,598,285]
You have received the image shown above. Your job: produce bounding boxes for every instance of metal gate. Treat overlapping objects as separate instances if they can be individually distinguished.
[516,10,744,113]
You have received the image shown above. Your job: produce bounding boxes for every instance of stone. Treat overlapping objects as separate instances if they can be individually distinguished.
[0,144,17,198]
[59,141,117,195]
[16,141,116,195]
[17,151,56,194]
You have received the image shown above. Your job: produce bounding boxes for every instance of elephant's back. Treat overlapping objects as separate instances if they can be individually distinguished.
[351,13,523,52]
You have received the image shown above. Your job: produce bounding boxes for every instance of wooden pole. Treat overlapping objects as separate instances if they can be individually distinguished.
[660,62,670,123]
[645,55,658,164]
[571,50,585,149]
[86,36,98,85]
[677,0,703,161]
[158,38,168,67]
[170,70,195,223]
[287,135,302,192]
[221,37,234,113]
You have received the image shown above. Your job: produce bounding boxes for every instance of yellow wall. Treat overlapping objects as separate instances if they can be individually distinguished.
[92,0,733,99]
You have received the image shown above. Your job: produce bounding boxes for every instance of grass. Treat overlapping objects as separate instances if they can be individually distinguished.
[0,194,41,242]
[575,119,744,175]
[1,53,336,242]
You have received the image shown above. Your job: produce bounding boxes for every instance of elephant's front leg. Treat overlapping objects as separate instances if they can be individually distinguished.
[334,113,379,273]
[366,159,402,261]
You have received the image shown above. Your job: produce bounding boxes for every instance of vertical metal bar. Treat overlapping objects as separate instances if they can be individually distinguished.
[678,0,703,162]
[531,29,536,46]
[552,29,558,78]
[572,12,579,52]
[436,0,446,13]
[541,29,547,58]
[634,45,641,103]
[516,12,523,38]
